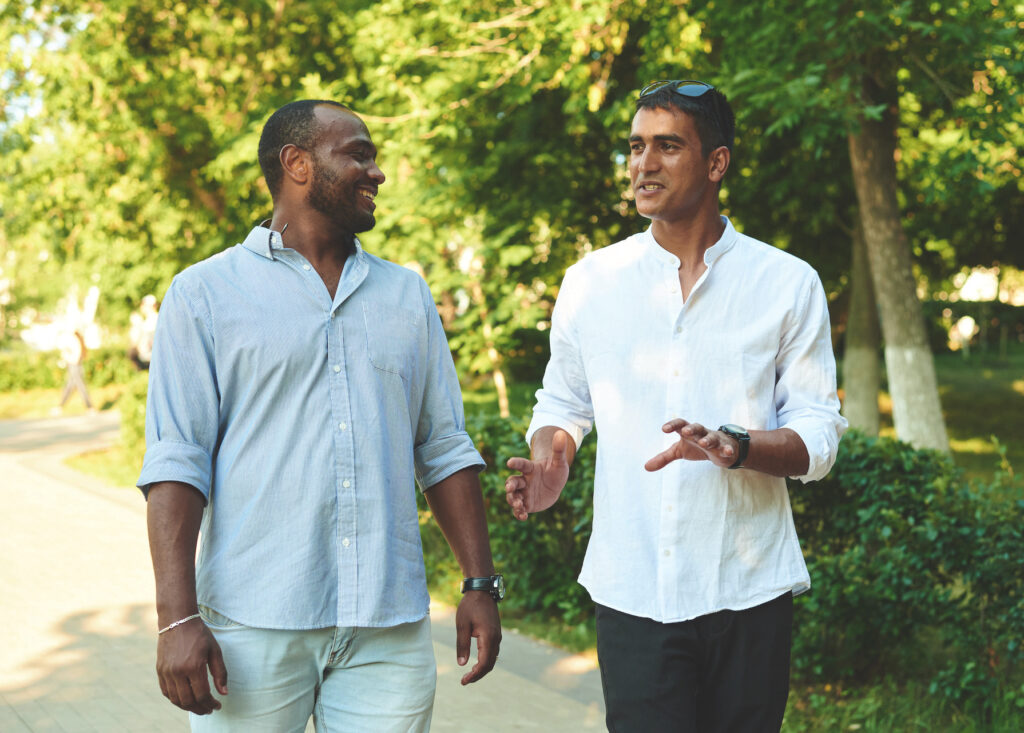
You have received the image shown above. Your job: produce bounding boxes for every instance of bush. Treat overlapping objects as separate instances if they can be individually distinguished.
[0,348,64,390]
[419,413,596,627]
[0,345,138,391]
[427,421,1023,715]
[790,431,1024,713]
[119,369,149,466]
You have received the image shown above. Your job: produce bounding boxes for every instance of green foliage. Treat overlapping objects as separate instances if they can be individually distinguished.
[420,412,597,627]
[0,348,63,390]
[0,345,135,390]
[790,430,1024,713]
[118,368,148,466]
[922,300,1024,353]
[430,419,1023,716]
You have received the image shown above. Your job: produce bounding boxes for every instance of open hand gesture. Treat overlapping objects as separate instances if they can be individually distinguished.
[644,419,739,471]
[505,429,571,520]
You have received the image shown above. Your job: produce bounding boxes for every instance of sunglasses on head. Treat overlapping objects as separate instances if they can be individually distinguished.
[639,80,715,98]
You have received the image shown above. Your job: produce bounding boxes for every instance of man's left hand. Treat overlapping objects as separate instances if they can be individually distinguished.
[454,591,501,685]
[644,418,738,471]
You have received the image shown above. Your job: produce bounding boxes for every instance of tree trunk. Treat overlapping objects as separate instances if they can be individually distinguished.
[847,79,949,452]
[842,220,881,436]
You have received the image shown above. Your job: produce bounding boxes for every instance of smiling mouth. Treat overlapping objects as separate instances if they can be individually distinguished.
[637,183,664,192]
[358,188,377,201]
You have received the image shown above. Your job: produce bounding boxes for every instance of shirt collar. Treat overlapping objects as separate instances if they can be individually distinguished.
[240,223,365,261]
[643,215,738,267]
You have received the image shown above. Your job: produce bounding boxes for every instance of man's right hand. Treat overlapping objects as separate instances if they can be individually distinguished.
[156,618,228,715]
[505,428,572,520]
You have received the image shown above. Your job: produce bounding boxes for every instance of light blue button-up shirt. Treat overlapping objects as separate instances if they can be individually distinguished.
[138,225,484,630]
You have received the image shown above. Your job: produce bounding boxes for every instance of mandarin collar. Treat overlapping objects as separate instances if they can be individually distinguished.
[643,216,738,268]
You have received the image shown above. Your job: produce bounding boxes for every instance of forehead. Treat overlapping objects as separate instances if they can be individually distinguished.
[630,106,698,140]
[314,105,372,147]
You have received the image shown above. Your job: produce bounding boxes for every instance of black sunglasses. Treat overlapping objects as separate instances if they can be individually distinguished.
[639,80,715,98]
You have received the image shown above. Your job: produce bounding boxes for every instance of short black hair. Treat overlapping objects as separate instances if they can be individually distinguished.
[258,99,350,198]
[636,85,735,158]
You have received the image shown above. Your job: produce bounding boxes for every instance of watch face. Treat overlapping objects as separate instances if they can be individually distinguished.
[492,575,506,601]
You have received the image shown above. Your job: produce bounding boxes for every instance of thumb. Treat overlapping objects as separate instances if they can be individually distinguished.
[551,430,569,464]
[209,641,229,695]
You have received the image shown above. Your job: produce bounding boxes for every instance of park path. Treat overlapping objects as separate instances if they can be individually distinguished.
[0,412,605,732]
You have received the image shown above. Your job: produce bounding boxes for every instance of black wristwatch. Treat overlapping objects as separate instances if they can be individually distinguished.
[718,424,750,469]
[460,574,506,602]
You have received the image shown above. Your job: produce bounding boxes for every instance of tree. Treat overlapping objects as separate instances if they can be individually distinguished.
[695,0,1023,451]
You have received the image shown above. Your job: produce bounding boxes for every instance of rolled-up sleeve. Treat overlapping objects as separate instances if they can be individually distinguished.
[526,265,595,450]
[414,280,484,490]
[136,277,221,499]
[775,273,848,483]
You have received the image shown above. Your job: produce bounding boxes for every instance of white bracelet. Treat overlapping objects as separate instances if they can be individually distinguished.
[158,613,202,635]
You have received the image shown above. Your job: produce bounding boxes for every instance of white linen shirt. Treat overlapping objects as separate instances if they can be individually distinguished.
[527,217,847,623]
[138,226,483,630]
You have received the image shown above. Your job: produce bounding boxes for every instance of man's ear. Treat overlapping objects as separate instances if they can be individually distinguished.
[280,144,311,187]
[708,146,730,183]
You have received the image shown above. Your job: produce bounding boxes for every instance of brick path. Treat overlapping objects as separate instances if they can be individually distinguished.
[0,413,604,732]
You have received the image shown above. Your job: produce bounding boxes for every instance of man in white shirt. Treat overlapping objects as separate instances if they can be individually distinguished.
[505,81,847,732]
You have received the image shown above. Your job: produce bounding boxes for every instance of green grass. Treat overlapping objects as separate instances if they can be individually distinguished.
[0,384,124,420]
[782,678,1024,732]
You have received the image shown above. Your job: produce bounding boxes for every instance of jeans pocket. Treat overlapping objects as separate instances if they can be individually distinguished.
[198,604,243,630]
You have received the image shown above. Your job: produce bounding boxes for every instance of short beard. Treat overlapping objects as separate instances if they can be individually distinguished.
[307,158,375,234]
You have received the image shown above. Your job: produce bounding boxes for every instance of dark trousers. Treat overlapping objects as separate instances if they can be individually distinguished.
[595,592,793,733]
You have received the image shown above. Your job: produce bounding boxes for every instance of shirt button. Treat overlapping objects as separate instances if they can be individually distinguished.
[339,422,347,431]
[672,370,679,377]
[342,538,350,548]
[664,549,671,557]
[303,264,311,271]
[666,505,674,512]
[675,326,682,334]
[333,365,341,373]
[343,480,351,488]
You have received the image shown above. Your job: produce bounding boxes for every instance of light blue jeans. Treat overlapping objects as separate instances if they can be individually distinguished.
[191,606,436,732]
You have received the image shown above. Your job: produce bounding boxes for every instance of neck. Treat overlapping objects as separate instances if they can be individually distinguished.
[650,209,725,270]
[268,211,356,267]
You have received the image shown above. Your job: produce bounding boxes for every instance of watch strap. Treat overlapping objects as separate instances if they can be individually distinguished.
[718,424,750,469]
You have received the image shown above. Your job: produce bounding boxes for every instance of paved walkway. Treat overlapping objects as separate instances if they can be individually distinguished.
[0,413,605,732]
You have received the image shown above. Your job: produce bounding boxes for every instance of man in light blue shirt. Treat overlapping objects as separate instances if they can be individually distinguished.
[139,100,503,731]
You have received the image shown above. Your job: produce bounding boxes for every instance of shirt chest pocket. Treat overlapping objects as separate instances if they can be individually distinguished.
[362,302,423,380]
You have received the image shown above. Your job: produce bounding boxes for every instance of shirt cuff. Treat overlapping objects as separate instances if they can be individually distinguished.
[137,440,213,499]
[415,432,485,490]
[781,417,840,483]
[525,411,589,450]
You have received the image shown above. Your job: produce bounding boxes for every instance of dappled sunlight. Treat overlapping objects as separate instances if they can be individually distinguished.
[949,437,999,455]
[0,604,186,731]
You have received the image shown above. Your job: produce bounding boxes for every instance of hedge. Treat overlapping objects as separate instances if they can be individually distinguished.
[433,418,1023,714]
[0,345,139,391]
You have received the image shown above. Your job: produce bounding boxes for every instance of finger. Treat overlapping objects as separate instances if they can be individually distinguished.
[506,456,535,474]
[680,422,706,440]
[455,615,470,668]
[170,674,195,712]
[550,430,568,463]
[157,666,170,699]
[644,447,678,472]
[461,631,498,685]
[209,643,229,696]
[662,418,689,433]
[504,475,526,494]
[187,670,220,714]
